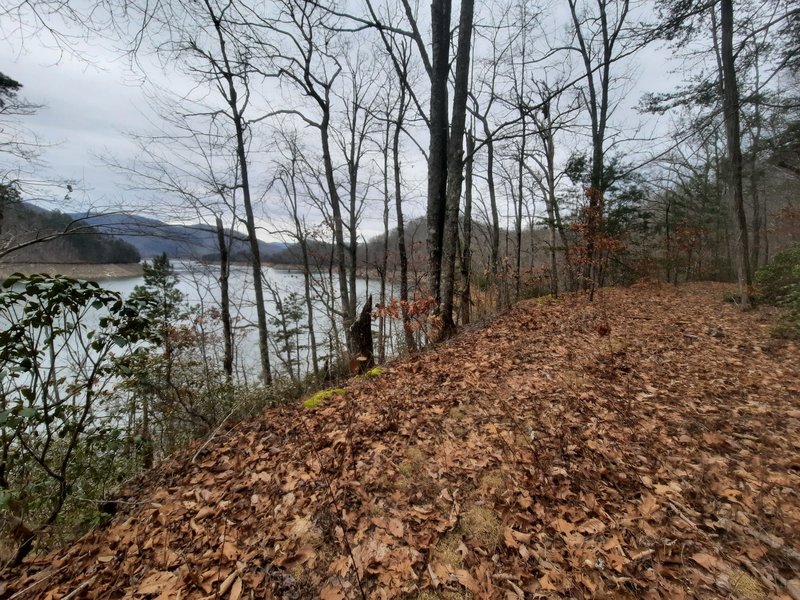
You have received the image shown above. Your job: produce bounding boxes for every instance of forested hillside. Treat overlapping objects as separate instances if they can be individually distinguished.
[77,212,288,261]
[4,284,799,598]
[0,199,141,264]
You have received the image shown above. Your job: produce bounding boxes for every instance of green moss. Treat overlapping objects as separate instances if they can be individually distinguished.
[303,388,346,409]
[364,366,384,378]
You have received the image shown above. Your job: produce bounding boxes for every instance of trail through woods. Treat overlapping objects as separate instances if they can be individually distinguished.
[4,282,800,599]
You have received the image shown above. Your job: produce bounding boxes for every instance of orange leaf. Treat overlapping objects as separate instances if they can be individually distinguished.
[455,569,481,594]
[320,584,346,600]
[228,577,243,600]
[690,553,722,571]
[578,518,606,534]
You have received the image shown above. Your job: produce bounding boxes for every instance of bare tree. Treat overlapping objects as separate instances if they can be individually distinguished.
[438,0,476,338]
[250,0,355,347]
[719,0,751,307]
[120,0,275,383]
[567,0,634,295]
[271,129,322,378]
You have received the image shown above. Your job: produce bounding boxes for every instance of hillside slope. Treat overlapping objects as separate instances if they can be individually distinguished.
[74,213,287,261]
[4,283,800,599]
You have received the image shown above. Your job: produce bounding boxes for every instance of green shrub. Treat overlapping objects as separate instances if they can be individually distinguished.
[755,245,800,304]
[755,245,800,337]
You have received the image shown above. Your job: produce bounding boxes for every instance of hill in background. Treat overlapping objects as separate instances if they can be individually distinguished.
[75,212,288,261]
[0,201,289,264]
[0,202,141,264]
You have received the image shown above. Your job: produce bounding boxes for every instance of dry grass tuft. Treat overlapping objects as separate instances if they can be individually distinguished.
[460,505,502,551]
[431,531,464,570]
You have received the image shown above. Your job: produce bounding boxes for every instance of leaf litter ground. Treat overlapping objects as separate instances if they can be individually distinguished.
[4,282,800,599]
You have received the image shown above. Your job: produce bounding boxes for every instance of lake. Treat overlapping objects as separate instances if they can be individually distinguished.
[100,262,380,381]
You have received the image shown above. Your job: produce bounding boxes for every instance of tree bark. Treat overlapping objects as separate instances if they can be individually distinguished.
[460,129,475,324]
[350,295,374,373]
[215,216,234,383]
[439,0,475,338]
[720,0,752,308]
[426,0,452,305]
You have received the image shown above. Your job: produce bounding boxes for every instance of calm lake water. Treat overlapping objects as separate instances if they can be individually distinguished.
[100,262,375,380]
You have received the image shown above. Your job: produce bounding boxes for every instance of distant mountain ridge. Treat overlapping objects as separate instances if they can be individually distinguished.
[73,212,288,261]
[0,202,141,264]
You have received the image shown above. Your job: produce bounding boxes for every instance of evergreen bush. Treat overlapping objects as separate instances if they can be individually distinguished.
[755,245,800,337]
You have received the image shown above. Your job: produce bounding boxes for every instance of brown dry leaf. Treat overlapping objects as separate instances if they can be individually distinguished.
[387,518,404,538]
[503,527,519,549]
[195,506,215,520]
[606,553,630,573]
[5,284,800,600]
[137,571,178,595]
[553,518,574,534]
[228,576,243,600]
[329,554,351,577]
[320,584,346,600]
[702,432,725,445]
[539,572,559,591]
[276,545,316,568]
[578,518,606,534]
[640,494,658,517]
[221,541,238,561]
[455,569,481,594]
[690,553,723,571]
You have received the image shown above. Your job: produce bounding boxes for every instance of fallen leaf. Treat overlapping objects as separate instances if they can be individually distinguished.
[320,584,346,600]
[228,576,243,600]
[455,569,481,594]
[691,553,722,571]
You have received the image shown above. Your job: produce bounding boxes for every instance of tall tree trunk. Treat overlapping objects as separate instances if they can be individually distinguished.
[236,127,272,385]
[477,116,500,282]
[347,97,360,333]
[379,119,390,364]
[393,84,416,353]
[749,59,763,270]
[320,112,354,344]
[299,237,319,378]
[206,3,272,385]
[515,16,528,303]
[516,124,525,302]
[285,152,320,378]
[720,0,752,308]
[427,0,452,305]
[460,129,475,324]
[439,0,475,338]
[215,216,234,383]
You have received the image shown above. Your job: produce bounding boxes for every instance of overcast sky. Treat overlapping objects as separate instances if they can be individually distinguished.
[2,1,678,240]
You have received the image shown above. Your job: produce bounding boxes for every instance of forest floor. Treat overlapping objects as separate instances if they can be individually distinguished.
[4,282,800,600]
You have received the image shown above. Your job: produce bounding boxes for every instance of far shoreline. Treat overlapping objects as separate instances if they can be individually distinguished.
[0,263,144,281]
